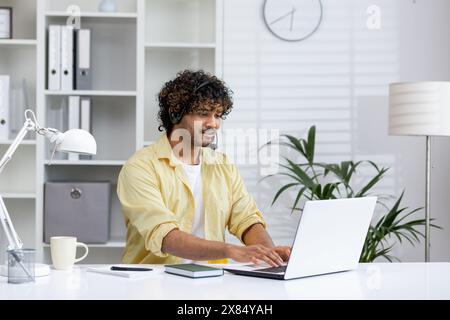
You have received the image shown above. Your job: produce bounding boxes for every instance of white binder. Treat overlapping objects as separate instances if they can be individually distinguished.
[61,26,74,91]
[48,98,67,160]
[68,96,80,160]
[48,25,61,91]
[80,97,92,160]
[80,97,91,133]
[75,29,91,90]
[0,75,10,140]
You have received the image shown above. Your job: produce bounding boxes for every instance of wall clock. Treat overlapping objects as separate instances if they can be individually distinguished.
[263,0,323,42]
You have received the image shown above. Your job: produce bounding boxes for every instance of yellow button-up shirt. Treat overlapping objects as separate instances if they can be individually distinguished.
[117,133,266,264]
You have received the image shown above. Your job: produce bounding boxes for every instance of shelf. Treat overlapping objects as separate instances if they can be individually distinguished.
[0,39,37,47]
[88,240,126,248]
[146,0,216,44]
[3,0,37,41]
[43,239,125,248]
[143,141,155,146]
[44,160,126,166]
[146,42,216,49]
[44,90,137,97]
[45,11,138,19]
[1,193,36,199]
[0,140,36,145]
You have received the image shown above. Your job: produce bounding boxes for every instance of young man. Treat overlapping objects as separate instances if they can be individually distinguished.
[117,70,290,266]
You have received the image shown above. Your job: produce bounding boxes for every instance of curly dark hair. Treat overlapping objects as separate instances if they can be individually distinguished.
[157,70,233,133]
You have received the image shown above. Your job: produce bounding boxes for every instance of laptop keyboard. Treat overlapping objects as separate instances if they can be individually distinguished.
[257,265,287,273]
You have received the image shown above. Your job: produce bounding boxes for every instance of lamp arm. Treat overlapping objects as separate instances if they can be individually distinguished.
[0,196,22,250]
[0,119,35,175]
[0,109,67,251]
[0,109,64,250]
[0,117,37,250]
[0,111,64,175]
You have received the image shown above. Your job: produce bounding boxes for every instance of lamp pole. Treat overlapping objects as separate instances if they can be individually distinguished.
[425,136,431,262]
[389,81,450,263]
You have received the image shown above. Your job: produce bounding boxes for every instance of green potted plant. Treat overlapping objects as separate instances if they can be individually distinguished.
[262,126,441,262]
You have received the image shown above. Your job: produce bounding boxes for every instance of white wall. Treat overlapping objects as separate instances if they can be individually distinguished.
[222,0,450,262]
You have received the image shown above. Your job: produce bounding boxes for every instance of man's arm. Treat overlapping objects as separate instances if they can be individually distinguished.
[242,223,274,247]
[225,160,291,263]
[242,223,291,262]
[162,228,285,266]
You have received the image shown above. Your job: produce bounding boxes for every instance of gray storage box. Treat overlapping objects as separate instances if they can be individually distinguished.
[44,182,111,243]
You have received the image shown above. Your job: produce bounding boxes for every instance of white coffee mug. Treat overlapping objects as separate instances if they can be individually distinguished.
[50,236,89,270]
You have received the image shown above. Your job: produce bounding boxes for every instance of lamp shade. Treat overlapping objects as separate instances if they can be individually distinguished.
[389,82,450,136]
[56,129,97,155]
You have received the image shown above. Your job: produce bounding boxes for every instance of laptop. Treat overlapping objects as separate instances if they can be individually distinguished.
[224,197,377,280]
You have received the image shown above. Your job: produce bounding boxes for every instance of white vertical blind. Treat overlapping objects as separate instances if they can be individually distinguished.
[222,0,399,246]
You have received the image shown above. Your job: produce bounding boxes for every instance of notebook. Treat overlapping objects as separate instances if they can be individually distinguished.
[164,263,224,278]
[86,265,154,279]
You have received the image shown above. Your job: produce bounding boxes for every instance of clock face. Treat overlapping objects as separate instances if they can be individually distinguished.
[263,0,323,42]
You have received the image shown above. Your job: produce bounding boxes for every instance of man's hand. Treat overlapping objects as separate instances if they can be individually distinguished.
[225,244,289,267]
[273,246,291,262]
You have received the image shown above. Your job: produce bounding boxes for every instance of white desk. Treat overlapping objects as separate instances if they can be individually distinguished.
[1,263,449,300]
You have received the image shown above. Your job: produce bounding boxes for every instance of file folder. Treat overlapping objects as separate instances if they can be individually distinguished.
[80,97,92,160]
[80,97,91,133]
[48,99,67,160]
[48,25,61,91]
[61,25,74,91]
[68,96,80,160]
[75,29,91,90]
[0,75,10,140]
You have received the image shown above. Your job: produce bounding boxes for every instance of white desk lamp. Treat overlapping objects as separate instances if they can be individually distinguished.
[389,81,450,262]
[0,109,97,277]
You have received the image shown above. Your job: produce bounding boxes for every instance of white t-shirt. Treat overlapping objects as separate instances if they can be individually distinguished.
[181,162,205,239]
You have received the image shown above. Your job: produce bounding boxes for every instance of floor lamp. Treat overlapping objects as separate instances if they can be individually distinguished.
[389,81,450,262]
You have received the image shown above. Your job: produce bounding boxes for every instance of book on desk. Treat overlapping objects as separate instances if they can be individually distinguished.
[164,263,224,278]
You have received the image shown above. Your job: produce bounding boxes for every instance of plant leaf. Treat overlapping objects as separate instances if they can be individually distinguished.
[281,158,316,188]
[271,183,299,206]
[281,134,306,159]
[305,126,316,164]
[291,187,307,214]
[355,167,389,197]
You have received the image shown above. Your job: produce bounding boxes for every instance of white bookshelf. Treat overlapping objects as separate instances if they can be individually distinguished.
[44,0,137,13]
[1,0,223,264]
[42,238,125,248]
[44,160,125,166]
[0,0,37,40]
[44,90,137,97]
[0,140,36,145]
[0,0,37,263]
[145,42,216,49]
[143,140,154,146]
[0,39,37,47]
[2,193,37,199]
[0,143,36,200]
[45,11,138,19]
[89,240,126,248]
[143,0,223,144]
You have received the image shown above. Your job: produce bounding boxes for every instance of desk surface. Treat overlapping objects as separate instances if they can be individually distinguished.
[1,263,450,300]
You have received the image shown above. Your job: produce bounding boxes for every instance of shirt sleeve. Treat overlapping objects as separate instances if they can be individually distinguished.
[227,162,267,243]
[117,161,179,258]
